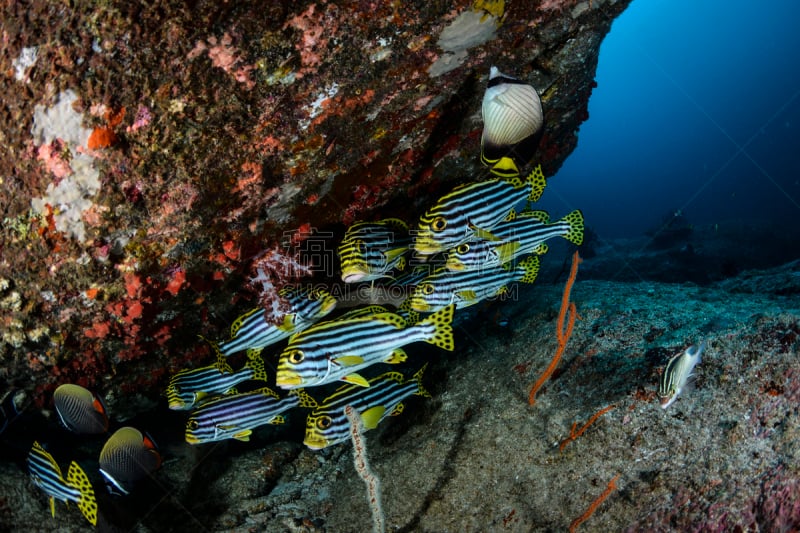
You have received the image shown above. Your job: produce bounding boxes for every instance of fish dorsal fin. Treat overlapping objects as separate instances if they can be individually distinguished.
[342,373,370,387]
[230,308,261,337]
[66,461,97,526]
[245,353,269,382]
[360,406,386,429]
[270,415,286,425]
[371,312,407,328]
[533,243,548,255]
[292,389,318,409]
[340,305,387,320]
[216,358,234,374]
[381,218,410,232]
[505,208,517,221]
[333,355,365,366]
[385,348,407,364]
[233,429,252,441]
[256,387,280,400]
[520,209,550,224]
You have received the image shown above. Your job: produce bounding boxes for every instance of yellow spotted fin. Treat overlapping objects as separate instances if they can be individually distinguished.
[66,461,97,526]
[562,209,585,245]
[385,348,407,364]
[518,255,540,284]
[412,363,432,398]
[520,209,549,224]
[244,354,268,383]
[505,163,546,202]
[292,389,318,409]
[419,304,455,351]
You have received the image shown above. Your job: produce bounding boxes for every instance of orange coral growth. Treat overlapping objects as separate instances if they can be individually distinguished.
[165,269,186,296]
[559,405,615,452]
[87,126,117,149]
[568,474,620,532]
[529,250,582,405]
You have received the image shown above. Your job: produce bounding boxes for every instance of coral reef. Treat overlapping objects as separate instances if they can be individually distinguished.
[0,0,628,412]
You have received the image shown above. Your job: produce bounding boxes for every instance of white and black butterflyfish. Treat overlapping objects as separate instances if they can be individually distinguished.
[27,441,98,525]
[52,383,109,434]
[481,66,544,178]
[98,427,162,495]
[302,365,430,450]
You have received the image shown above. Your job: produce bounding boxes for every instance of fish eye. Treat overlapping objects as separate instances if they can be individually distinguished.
[431,217,447,232]
[187,420,199,430]
[316,416,332,430]
[288,350,304,364]
[456,243,470,254]
[421,283,434,295]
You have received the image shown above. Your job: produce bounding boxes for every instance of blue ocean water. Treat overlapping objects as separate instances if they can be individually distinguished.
[537,0,800,241]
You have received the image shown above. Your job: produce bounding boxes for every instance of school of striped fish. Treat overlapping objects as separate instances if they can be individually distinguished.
[17,67,593,526]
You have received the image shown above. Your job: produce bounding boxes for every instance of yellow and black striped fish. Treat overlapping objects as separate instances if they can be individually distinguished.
[184,387,311,444]
[166,354,268,410]
[99,427,162,495]
[445,209,584,271]
[214,286,337,357]
[303,365,430,450]
[338,218,411,283]
[27,441,98,526]
[275,305,455,389]
[52,383,109,434]
[412,165,547,258]
[408,255,540,313]
[481,66,544,178]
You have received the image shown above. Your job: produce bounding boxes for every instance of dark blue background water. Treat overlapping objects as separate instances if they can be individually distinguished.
[538,0,800,239]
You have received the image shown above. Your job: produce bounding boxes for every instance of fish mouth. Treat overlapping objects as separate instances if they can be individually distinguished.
[342,271,368,283]
[184,433,201,445]
[275,370,305,389]
[445,259,465,271]
[409,298,431,313]
[303,435,329,450]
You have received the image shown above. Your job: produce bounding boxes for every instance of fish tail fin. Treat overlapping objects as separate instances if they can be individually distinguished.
[562,209,585,245]
[66,461,97,526]
[518,255,540,284]
[244,351,268,383]
[412,363,432,398]
[524,164,547,202]
[420,304,455,351]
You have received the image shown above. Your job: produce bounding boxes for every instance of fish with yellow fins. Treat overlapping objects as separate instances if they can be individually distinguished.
[166,354,269,410]
[53,383,109,434]
[184,387,311,444]
[445,209,584,271]
[481,66,545,178]
[99,427,162,495]
[303,365,430,450]
[412,164,547,258]
[213,285,337,357]
[27,441,98,526]
[338,218,412,283]
[275,304,455,389]
[659,341,704,409]
[408,255,540,313]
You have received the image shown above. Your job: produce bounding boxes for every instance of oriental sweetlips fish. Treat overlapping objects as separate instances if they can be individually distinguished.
[303,365,430,450]
[275,304,455,389]
[213,286,337,357]
[184,387,312,444]
[408,255,541,313]
[445,209,584,271]
[412,165,547,258]
[481,66,545,178]
[99,427,162,495]
[166,355,268,410]
[659,341,704,409]
[338,218,412,283]
[27,441,98,526]
[53,383,109,434]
